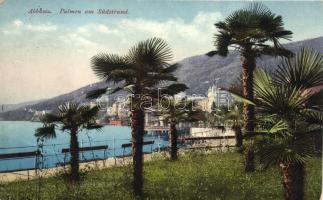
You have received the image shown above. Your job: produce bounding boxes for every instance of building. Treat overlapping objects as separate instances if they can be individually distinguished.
[31,110,50,121]
[188,84,235,113]
[109,100,130,119]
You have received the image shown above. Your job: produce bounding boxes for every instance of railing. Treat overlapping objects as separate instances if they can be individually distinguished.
[60,145,109,166]
[180,136,236,151]
[0,137,168,173]
[121,141,155,158]
[0,134,236,174]
[0,150,42,173]
[180,135,235,141]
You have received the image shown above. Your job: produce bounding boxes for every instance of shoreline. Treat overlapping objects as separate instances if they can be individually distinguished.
[0,137,236,183]
[0,154,154,183]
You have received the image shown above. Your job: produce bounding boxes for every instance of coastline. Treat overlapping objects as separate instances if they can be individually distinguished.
[0,153,154,183]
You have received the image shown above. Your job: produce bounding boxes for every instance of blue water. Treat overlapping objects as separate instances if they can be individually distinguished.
[0,121,169,172]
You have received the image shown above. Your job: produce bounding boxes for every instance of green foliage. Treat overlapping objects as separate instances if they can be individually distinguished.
[89,37,181,99]
[35,101,102,139]
[213,2,293,57]
[239,49,323,167]
[274,48,323,88]
[160,98,205,124]
[224,103,243,126]
[0,153,321,200]
[35,124,56,139]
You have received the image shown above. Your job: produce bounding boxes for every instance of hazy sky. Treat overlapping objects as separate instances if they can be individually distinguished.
[0,0,322,104]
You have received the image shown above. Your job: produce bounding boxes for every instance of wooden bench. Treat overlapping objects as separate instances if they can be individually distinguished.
[0,150,41,173]
[180,136,236,152]
[60,145,108,166]
[181,136,235,141]
[187,145,236,151]
[121,141,155,158]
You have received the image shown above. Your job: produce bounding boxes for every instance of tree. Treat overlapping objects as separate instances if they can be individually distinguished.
[35,101,101,183]
[209,2,293,172]
[224,104,243,147]
[160,98,205,160]
[241,48,323,200]
[88,38,185,196]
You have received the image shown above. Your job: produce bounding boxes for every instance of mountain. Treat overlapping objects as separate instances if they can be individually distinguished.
[1,37,322,120]
[0,99,44,113]
[176,36,323,95]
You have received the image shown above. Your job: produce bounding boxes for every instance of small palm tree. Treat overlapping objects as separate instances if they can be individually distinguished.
[209,2,293,172]
[239,48,323,200]
[160,98,205,160]
[225,104,243,147]
[35,101,101,183]
[88,38,184,196]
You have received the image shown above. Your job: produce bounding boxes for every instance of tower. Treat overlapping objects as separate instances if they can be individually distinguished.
[207,78,220,112]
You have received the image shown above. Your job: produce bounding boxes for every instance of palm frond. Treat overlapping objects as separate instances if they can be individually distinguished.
[214,32,231,56]
[80,104,100,121]
[91,53,130,81]
[274,48,323,88]
[58,101,80,117]
[260,46,294,57]
[40,113,62,124]
[35,124,56,139]
[255,84,310,118]
[213,2,292,57]
[244,120,289,139]
[301,109,323,125]
[268,120,289,134]
[258,138,316,168]
[227,89,256,105]
[127,37,173,69]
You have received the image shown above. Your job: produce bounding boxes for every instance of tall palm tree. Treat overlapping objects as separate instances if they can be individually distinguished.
[88,38,185,196]
[160,98,205,160]
[239,48,323,200]
[35,101,101,183]
[210,2,293,172]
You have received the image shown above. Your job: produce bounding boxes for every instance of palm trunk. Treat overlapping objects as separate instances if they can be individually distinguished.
[131,108,145,197]
[70,127,80,183]
[170,122,178,160]
[242,54,256,172]
[280,163,305,200]
[232,125,243,147]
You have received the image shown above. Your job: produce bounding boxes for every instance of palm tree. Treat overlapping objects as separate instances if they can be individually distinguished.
[88,38,185,196]
[225,104,243,147]
[35,101,101,183]
[209,2,293,172]
[160,98,205,160]
[240,48,323,200]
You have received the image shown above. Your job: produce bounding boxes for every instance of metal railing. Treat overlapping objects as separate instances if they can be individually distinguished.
[0,133,236,173]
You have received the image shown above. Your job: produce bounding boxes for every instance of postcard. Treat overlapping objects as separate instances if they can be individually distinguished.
[0,1,322,199]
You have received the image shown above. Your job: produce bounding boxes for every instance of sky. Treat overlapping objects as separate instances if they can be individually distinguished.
[0,0,322,104]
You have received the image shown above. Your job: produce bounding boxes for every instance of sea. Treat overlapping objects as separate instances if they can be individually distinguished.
[0,121,169,172]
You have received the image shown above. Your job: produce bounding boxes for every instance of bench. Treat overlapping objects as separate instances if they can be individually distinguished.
[121,141,155,158]
[187,145,236,151]
[60,145,108,166]
[180,136,236,152]
[0,150,41,173]
[181,136,235,141]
